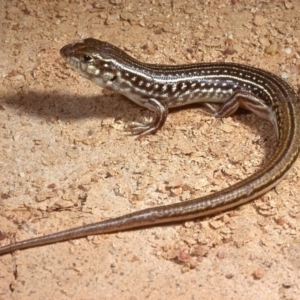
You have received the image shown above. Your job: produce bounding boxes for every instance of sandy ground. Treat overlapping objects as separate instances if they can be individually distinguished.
[1,0,300,299]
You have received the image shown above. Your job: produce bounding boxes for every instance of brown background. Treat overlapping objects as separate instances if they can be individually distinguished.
[1,0,300,299]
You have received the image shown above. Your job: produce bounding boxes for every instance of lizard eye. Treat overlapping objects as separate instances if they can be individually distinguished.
[82,55,93,62]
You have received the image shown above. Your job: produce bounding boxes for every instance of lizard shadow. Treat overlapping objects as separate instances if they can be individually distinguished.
[4,90,276,157]
[4,90,139,125]
[4,90,275,128]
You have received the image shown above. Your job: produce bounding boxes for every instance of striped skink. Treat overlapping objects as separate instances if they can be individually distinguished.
[0,38,299,255]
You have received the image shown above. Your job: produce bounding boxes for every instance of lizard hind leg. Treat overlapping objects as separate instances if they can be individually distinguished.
[213,90,279,139]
